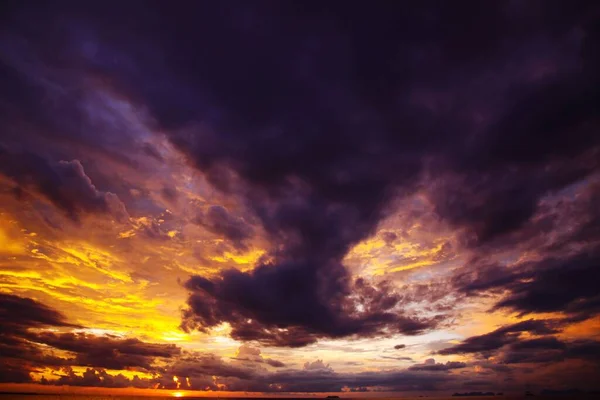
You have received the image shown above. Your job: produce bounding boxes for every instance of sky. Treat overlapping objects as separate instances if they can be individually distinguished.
[0,0,600,396]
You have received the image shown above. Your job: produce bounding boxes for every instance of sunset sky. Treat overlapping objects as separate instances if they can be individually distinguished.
[1,1,600,396]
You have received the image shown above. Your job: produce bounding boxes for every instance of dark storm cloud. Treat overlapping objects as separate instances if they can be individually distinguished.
[451,175,600,322]
[0,294,76,382]
[0,293,78,334]
[40,350,459,393]
[382,231,398,245]
[2,0,600,347]
[0,294,181,381]
[511,336,567,351]
[439,320,559,356]
[0,148,127,220]
[441,322,600,367]
[494,252,600,319]
[168,353,258,381]
[182,271,438,346]
[430,164,593,245]
[159,353,463,393]
[453,247,600,321]
[4,295,591,395]
[46,367,150,388]
[497,337,600,365]
[29,331,181,371]
[0,364,32,383]
[409,360,467,372]
[161,186,178,202]
[265,367,457,393]
[502,340,567,365]
[195,205,254,250]
[381,356,413,362]
[139,1,598,345]
[231,344,286,368]
[265,359,286,368]
[34,347,598,393]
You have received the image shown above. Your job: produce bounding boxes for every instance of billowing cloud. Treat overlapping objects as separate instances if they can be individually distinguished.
[409,360,466,372]
[232,344,285,368]
[195,205,254,250]
[0,150,128,221]
[438,318,600,372]
[453,246,600,322]
[158,1,598,346]
[30,331,180,371]
[182,272,439,346]
[439,320,559,356]
[1,0,600,394]
[0,294,180,382]
[500,337,600,364]
[0,294,78,383]
[0,293,78,334]
[2,0,599,348]
[2,294,599,394]
[42,367,150,388]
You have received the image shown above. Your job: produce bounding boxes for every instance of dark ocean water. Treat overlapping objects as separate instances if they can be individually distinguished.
[0,396,594,400]
[0,396,543,400]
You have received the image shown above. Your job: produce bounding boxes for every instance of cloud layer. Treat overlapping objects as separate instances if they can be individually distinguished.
[1,0,600,394]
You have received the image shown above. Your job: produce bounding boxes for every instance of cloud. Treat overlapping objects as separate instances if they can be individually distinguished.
[501,338,600,365]
[439,318,600,368]
[167,353,258,381]
[303,359,333,372]
[182,271,440,346]
[493,250,600,319]
[0,293,78,334]
[2,293,595,394]
[0,149,128,221]
[195,205,254,250]
[0,364,32,384]
[158,354,463,393]
[1,3,600,393]
[0,0,598,349]
[438,319,559,356]
[0,294,78,382]
[381,356,413,362]
[0,294,181,382]
[394,344,406,350]
[29,331,180,371]
[30,348,468,393]
[146,1,598,345]
[265,367,457,393]
[443,176,600,329]
[409,360,467,372]
[453,247,600,322]
[232,344,286,368]
[43,367,151,388]
[382,231,397,245]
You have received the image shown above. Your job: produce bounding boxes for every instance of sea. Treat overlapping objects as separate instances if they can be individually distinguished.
[0,396,594,400]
